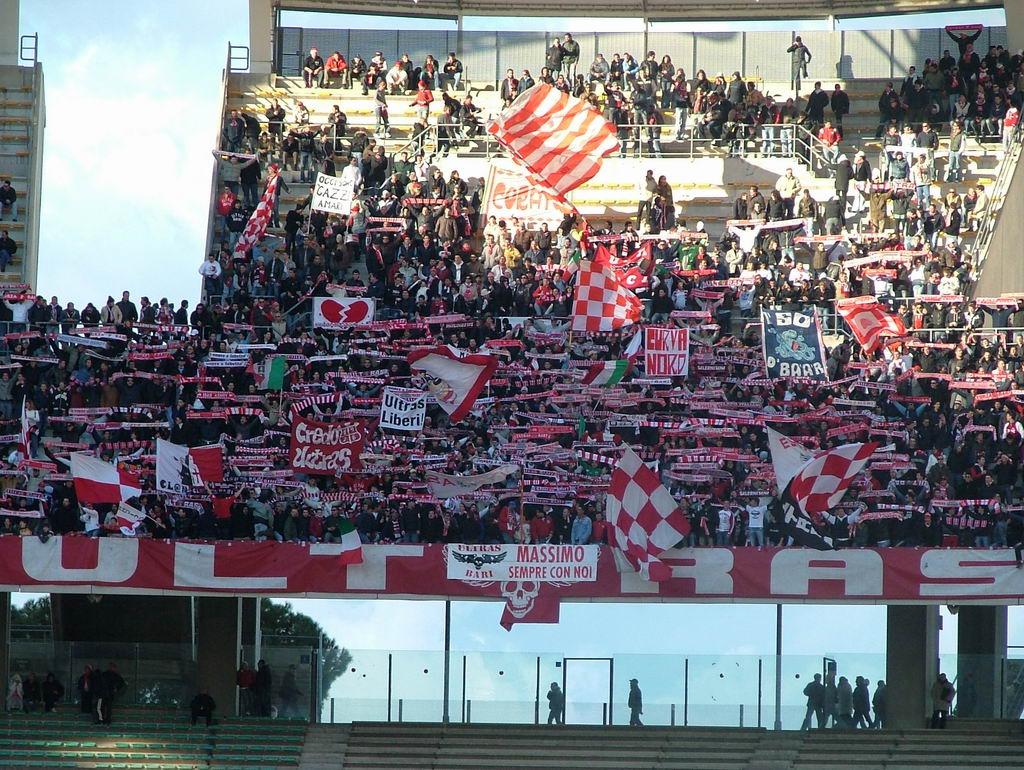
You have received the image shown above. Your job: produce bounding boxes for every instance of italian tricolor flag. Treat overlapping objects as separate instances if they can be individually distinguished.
[337,518,363,565]
[581,359,631,386]
[260,355,286,390]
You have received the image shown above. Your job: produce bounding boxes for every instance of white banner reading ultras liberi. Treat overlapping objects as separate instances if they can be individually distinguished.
[379,387,426,432]
[310,172,356,215]
[446,544,600,582]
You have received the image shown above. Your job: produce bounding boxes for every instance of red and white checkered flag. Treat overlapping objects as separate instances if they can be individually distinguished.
[787,441,878,516]
[572,259,643,333]
[606,447,690,581]
[233,168,280,259]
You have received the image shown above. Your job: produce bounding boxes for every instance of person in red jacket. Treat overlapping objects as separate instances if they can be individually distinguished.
[531,509,554,543]
[817,120,841,162]
[235,662,257,716]
[591,512,608,544]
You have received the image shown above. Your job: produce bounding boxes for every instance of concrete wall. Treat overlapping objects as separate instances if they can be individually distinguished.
[274,25,1009,85]
[0,0,18,67]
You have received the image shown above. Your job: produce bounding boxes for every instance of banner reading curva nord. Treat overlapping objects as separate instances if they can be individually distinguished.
[446,544,600,582]
[644,327,690,377]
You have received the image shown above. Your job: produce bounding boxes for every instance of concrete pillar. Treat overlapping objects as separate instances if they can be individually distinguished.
[248,0,274,74]
[0,593,9,692]
[1007,0,1024,57]
[196,597,252,718]
[886,605,939,729]
[957,605,1007,718]
[0,0,19,67]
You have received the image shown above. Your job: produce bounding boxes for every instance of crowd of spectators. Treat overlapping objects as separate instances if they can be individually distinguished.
[2,32,1023,553]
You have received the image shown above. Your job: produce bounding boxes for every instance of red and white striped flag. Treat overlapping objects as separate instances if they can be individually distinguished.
[486,84,618,201]
[571,259,643,333]
[233,167,280,259]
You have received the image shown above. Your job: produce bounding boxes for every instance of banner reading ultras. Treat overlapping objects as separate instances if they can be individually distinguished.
[13,540,1024,604]
[446,544,600,582]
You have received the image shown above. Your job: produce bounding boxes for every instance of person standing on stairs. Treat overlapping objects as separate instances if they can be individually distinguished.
[787,36,812,96]
[628,679,643,726]
[546,683,564,725]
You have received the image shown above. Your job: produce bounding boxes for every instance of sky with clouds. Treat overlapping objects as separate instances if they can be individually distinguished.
[10,0,1019,724]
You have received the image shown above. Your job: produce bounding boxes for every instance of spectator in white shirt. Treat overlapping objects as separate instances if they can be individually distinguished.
[715,504,735,546]
[745,501,768,547]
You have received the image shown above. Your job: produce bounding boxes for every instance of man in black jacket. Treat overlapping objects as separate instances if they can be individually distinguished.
[0,228,16,271]
[830,84,850,134]
[265,100,285,149]
[804,82,830,130]
[801,673,826,729]
[190,689,217,727]
[787,36,812,95]
[0,180,16,221]
[303,47,325,88]
[116,291,139,326]
[97,662,126,725]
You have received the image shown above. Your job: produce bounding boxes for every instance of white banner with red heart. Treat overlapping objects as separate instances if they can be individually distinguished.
[312,297,377,329]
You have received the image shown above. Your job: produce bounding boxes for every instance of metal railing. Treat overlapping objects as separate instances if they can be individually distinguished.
[18,34,37,66]
[204,45,236,265]
[228,43,251,74]
[401,120,833,171]
[971,124,1024,279]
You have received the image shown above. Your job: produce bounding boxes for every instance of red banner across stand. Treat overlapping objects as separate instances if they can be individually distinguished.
[3,538,1024,605]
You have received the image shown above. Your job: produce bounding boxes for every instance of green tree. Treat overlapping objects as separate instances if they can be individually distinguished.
[260,599,351,710]
[10,597,51,627]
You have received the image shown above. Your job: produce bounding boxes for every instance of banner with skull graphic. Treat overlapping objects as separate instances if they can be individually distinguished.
[761,308,829,382]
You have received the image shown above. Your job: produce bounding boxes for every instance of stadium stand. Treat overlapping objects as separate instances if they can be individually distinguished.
[0,48,44,288]
[0,705,306,769]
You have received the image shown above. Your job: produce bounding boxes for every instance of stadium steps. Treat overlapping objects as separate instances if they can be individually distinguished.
[304,721,1024,770]
[297,723,349,769]
[0,707,305,770]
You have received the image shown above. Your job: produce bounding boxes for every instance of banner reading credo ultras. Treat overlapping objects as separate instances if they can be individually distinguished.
[6,539,1024,604]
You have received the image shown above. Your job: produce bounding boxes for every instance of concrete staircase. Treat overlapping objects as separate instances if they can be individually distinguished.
[299,723,350,769]
[0,74,33,283]
[292,721,1024,770]
[0,705,307,769]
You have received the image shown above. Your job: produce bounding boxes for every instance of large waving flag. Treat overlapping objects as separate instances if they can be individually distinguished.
[486,84,618,201]
[766,427,877,549]
[156,439,224,495]
[606,446,690,581]
[572,259,643,332]
[71,452,142,504]
[408,346,498,422]
[233,166,280,259]
[836,297,907,355]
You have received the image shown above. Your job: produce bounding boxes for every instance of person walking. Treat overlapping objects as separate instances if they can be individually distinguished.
[836,676,854,728]
[801,673,826,729]
[628,679,643,726]
[77,665,94,715]
[97,662,125,726]
[853,676,872,728]
[872,680,887,729]
[255,660,273,717]
[546,683,564,725]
